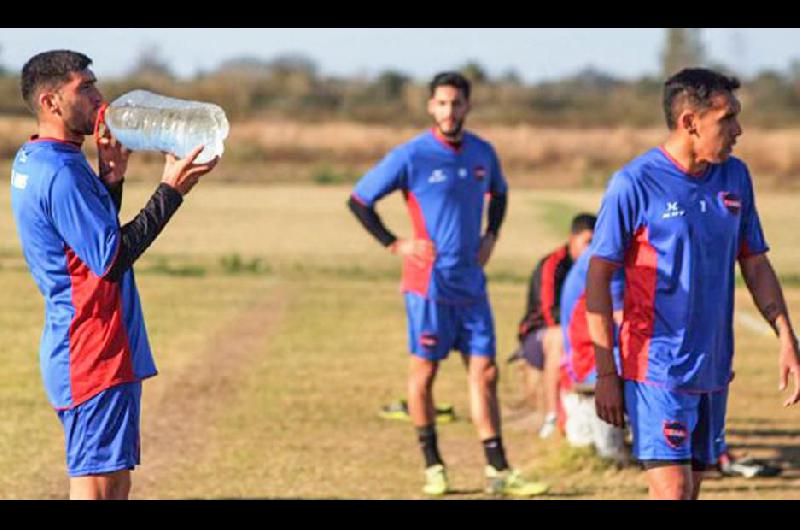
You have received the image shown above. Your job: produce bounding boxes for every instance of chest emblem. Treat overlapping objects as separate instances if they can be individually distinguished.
[474,165,486,181]
[718,191,742,214]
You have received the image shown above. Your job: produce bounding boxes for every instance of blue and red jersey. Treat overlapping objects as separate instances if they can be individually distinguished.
[351,129,508,304]
[10,138,156,410]
[590,147,768,392]
[560,250,624,386]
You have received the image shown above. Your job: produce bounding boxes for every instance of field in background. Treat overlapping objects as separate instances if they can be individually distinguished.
[2,117,800,188]
[1,182,800,499]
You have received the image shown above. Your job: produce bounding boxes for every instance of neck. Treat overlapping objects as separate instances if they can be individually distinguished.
[37,120,84,146]
[662,135,707,177]
[433,127,463,145]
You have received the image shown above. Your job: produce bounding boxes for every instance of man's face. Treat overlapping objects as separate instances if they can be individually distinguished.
[427,85,470,138]
[568,229,593,260]
[689,90,742,164]
[41,69,103,136]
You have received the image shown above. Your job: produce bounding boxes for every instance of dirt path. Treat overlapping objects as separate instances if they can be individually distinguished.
[132,283,287,498]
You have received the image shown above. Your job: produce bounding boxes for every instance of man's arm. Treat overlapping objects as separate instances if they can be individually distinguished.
[739,253,800,406]
[586,256,625,427]
[347,195,398,248]
[478,192,507,267]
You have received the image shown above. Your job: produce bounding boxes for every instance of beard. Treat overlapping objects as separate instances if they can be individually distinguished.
[65,107,96,137]
[435,118,464,139]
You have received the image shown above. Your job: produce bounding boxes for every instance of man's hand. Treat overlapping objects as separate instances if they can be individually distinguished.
[779,334,800,406]
[477,232,496,267]
[161,145,219,196]
[390,238,436,267]
[595,372,625,427]
[98,131,131,185]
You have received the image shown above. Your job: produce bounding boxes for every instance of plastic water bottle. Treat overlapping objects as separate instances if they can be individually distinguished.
[103,90,229,164]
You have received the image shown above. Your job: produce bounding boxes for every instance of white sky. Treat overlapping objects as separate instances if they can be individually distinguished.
[1,28,798,82]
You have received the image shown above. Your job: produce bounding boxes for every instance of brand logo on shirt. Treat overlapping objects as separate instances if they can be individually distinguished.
[18,152,27,164]
[428,169,447,183]
[719,191,742,214]
[474,165,486,181]
[11,170,29,190]
[663,420,688,448]
[458,168,468,179]
[662,201,685,219]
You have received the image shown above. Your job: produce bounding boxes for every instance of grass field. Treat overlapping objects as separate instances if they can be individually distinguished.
[1,181,799,499]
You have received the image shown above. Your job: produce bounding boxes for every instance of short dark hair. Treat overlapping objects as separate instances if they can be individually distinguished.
[570,213,597,234]
[21,50,93,113]
[663,68,740,130]
[429,71,471,100]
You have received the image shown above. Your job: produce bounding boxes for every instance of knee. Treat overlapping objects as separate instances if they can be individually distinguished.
[471,362,498,388]
[410,361,437,388]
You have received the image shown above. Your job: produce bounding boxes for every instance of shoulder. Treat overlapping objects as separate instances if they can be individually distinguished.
[464,131,497,155]
[720,155,750,180]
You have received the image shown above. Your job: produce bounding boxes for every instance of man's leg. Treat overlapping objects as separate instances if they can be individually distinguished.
[467,355,502,440]
[70,470,131,500]
[645,465,694,500]
[541,326,563,432]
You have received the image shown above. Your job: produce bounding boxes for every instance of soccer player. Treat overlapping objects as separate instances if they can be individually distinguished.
[347,72,547,497]
[10,50,217,499]
[586,68,800,500]
[559,249,626,461]
[513,214,595,438]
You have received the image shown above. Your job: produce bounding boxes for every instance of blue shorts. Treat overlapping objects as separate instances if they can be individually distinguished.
[624,381,727,467]
[57,381,142,477]
[404,292,495,361]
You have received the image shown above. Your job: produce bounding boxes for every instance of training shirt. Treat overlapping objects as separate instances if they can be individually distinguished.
[560,250,624,386]
[351,129,508,304]
[518,245,573,340]
[590,147,768,392]
[10,137,157,410]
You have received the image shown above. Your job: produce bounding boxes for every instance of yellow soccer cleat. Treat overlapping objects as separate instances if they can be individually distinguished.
[485,466,549,497]
[422,464,450,496]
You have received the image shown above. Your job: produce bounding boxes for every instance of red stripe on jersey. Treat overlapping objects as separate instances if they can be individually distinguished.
[430,128,463,154]
[540,246,568,327]
[65,245,135,407]
[568,294,595,383]
[620,226,657,382]
[401,192,434,297]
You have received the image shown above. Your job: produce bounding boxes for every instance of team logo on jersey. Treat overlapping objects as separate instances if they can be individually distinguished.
[11,170,29,190]
[662,201,686,219]
[718,191,742,214]
[420,332,438,351]
[429,169,447,183]
[474,165,486,181]
[663,420,688,448]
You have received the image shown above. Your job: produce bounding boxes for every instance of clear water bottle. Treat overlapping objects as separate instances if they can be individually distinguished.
[102,90,229,164]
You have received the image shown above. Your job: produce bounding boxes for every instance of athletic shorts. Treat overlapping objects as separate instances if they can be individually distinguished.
[404,292,495,361]
[520,328,546,370]
[57,381,142,477]
[624,380,727,469]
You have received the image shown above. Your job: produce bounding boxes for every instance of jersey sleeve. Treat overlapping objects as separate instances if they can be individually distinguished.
[49,162,120,277]
[590,171,640,264]
[351,146,408,207]
[488,146,508,195]
[737,166,769,259]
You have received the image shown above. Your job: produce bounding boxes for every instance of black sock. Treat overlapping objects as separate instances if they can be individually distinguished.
[417,424,444,468]
[482,436,509,471]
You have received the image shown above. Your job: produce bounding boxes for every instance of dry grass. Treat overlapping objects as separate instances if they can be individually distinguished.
[1,184,800,498]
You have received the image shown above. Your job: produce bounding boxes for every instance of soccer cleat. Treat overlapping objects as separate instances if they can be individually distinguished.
[484,466,549,497]
[720,458,782,478]
[378,400,456,424]
[422,464,450,496]
[538,412,557,439]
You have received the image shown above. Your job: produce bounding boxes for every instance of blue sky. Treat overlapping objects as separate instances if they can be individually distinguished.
[1,28,798,82]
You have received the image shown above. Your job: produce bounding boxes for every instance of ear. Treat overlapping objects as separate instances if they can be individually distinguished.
[37,90,60,117]
[679,109,698,136]
[426,97,436,116]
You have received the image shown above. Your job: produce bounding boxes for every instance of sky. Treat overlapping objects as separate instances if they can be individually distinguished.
[1,28,798,82]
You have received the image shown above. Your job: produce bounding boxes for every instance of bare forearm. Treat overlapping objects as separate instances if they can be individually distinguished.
[741,255,795,339]
[586,258,618,376]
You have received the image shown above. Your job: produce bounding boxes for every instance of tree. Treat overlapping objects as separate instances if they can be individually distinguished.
[661,28,706,78]
[374,69,410,99]
[127,44,174,79]
[0,45,6,76]
[460,61,488,84]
